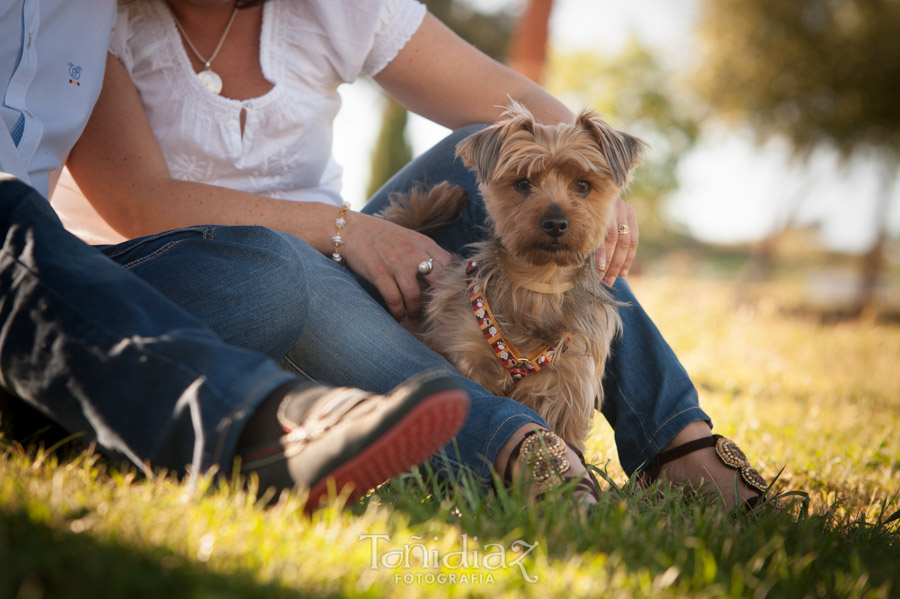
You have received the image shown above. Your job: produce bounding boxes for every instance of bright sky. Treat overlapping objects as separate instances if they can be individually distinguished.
[334,0,900,254]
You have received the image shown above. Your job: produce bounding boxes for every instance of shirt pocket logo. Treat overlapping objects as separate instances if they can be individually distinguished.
[67,62,83,86]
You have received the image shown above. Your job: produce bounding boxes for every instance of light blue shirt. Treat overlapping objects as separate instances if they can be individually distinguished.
[0,0,115,198]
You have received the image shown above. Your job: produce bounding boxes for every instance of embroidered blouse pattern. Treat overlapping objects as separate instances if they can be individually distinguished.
[108,0,426,206]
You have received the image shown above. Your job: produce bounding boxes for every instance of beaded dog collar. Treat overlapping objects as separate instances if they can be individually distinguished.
[466,260,572,382]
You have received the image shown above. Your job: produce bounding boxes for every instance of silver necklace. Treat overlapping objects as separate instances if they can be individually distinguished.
[171,6,239,95]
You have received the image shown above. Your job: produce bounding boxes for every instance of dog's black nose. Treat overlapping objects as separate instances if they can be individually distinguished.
[541,206,568,238]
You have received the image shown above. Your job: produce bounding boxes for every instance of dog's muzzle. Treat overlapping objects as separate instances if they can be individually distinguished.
[540,205,568,239]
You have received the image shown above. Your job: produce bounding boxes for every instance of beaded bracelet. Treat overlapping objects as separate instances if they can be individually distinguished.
[331,201,351,265]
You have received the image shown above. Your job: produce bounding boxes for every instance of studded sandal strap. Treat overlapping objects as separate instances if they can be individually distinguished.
[641,435,720,484]
[503,430,601,502]
[641,434,769,495]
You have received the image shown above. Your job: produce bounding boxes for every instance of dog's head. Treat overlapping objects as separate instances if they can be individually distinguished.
[456,102,646,267]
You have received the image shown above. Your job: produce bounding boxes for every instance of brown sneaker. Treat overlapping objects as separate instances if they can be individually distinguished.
[237,369,469,512]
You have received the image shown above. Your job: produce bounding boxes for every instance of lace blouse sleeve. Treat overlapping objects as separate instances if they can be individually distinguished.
[362,0,427,77]
[292,0,425,84]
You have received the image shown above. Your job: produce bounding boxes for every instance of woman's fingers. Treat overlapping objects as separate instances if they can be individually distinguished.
[343,213,451,320]
[600,197,639,286]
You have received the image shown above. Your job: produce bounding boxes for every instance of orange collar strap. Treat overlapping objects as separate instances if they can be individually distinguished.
[466,260,572,382]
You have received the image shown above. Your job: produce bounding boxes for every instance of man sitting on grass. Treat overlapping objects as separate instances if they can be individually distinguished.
[0,0,469,510]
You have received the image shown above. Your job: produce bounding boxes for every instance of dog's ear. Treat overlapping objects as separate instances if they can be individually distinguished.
[456,103,536,182]
[455,124,506,182]
[577,110,648,187]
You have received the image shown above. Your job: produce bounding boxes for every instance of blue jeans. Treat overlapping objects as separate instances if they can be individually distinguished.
[363,125,710,476]
[0,177,537,486]
[0,176,296,475]
[111,221,543,483]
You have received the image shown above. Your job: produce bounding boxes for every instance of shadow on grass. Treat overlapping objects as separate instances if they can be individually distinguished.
[0,508,337,599]
[0,396,333,599]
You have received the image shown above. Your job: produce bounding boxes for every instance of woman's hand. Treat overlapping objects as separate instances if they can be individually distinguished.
[596,196,639,286]
[341,212,453,321]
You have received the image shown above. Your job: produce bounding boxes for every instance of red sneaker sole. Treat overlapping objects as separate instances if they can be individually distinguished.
[304,389,469,513]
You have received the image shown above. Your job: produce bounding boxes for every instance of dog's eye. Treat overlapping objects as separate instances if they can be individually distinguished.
[574,180,592,195]
[513,178,531,195]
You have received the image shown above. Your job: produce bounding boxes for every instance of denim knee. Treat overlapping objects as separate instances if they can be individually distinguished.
[0,176,54,228]
[106,225,315,359]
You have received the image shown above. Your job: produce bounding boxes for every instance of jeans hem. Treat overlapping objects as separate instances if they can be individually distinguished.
[208,371,300,474]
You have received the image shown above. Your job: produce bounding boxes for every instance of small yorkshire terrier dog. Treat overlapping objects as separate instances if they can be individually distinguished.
[380,103,646,451]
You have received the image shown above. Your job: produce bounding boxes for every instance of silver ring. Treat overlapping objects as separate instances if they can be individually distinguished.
[617,224,631,236]
[417,258,434,275]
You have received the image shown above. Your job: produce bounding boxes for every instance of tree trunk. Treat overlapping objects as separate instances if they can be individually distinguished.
[366,99,412,201]
[855,167,895,317]
[508,0,554,83]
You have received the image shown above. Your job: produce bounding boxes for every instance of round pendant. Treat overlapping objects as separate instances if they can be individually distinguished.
[197,69,223,95]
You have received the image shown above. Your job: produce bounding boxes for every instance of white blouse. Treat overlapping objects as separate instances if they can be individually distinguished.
[109,0,426,207]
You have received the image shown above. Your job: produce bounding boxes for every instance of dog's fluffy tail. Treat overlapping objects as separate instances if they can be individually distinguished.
[378,182,468,233]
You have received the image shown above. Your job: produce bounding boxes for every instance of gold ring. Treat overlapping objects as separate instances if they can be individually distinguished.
[617,224,630,236]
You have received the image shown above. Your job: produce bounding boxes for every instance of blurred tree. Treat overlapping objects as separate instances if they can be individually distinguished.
[365,1,516,200]
[545,41,702,251]
[508,0,553,83]
[423,0,516,62]
[366,99,412,199]
[693,0,900,313]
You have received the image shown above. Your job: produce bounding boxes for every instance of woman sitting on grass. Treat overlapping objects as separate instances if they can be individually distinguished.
[66,0,769,510]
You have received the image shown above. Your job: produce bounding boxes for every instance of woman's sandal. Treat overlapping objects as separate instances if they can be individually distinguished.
[639,434,768,510]
[504,429,601,504]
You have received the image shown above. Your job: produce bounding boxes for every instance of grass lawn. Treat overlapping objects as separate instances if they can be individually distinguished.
[2,276,898,598]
